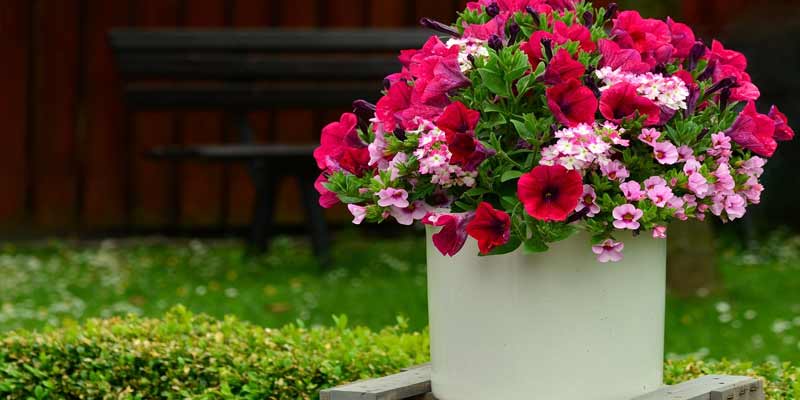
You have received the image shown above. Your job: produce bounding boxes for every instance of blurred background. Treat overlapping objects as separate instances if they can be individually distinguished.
[1,0,799,364]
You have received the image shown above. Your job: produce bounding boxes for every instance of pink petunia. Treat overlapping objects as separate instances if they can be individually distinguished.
[601,160,630,182]
[724,194,747,220]
[653,141,679,165]
[620,181,646,201]
[644,176,667,191]
[422,212,474,257]
[677,145,694,162]
[638,128,661,145]
[592,239,625,263]
[687,172,710,198]
[647,184,674,208]
[612,204,644,230]
[652,226,668,239]
[390,201,430,225]
[348,204,367,225]
[575,184,601,217]
[377,188,409,208]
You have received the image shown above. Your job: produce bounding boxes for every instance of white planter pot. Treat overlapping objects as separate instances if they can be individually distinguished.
[426,228,666,400]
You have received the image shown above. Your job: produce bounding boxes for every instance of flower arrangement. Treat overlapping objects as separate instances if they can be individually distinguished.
[314,0,795,262]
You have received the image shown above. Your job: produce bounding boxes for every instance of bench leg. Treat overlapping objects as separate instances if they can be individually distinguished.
[299,174,331,268]
[250,166,278,253]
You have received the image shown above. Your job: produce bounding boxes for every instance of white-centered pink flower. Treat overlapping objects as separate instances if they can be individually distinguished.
[377,187,409,208]
[595,67,689,111]
[653,141,679,165]
[638,128,661,146]
[390,201,430,225]
[575,184,601,217]
[348,204,367,225]
[592,239,625,263]
[683,159,701,176]
[612,204,644,230]
[620,181,646,201]
[647,184,674,208]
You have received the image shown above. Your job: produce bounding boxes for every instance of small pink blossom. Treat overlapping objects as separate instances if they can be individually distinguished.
[652,226,667,239]
[377,187,409,208]
[348,204,367,225]
[708,132,732,161]
[687,172,710,198]
[713,164,735,195]
[601,160,630,182]
[683,159,701,176]
[592,239,625,263]
[647,184,674,207]
[741,176,763,204]
[388,153,408,181]
[739,156,766,178]
[390,201,430,225]
[638,128,661,145]
[612,204,644,230]
[644,176,667,191]
[724,194,747,220]
[677,145,694,162]
[368,129,389,168]
[620,181,646,201]
[653,141,679,165]
[575,184,601,217]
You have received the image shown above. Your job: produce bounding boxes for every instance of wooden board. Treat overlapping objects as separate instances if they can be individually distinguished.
[321,366,765,400]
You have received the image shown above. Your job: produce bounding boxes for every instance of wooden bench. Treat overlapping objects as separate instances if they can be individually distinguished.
[320,364,766,400]
[110,29,430,264]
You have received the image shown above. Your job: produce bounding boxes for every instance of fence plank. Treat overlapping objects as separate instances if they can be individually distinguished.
[82,0,131,230]
[30,0,82,230]
[130,0,182,228]
[0,0,31,231]
[179,0,228,229]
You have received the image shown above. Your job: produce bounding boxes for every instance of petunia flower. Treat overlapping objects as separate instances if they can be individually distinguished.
[544,49,586,85]
[653,141,679,165]
[390,201,430,225]
[644,176,667,191]
[313,113,371,175]
[348,204,367,225]
[610,11,674,67]
[315,175,340,209]
[599,83,661,126]
[652,226,668,239]
[575,184,601,217]
[377,188,410,208]
[724,101,777,157]
[687,172,711,199]
[612,204,644,230]
[546,79,599,127]
[647,184,674,208]
[592,239,625,263]
[620,181,646,201]
[423,212,474,257]
[769,105,795,141]
[724,194,747,220]
[517,165,583,222]
[600,160,629,182]
[466,202,512,255]
[638,128,661,146]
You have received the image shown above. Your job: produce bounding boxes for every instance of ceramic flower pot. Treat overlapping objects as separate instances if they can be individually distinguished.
[426,227,666,400]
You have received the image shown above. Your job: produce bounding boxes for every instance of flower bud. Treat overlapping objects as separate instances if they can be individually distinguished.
[697,60,717,82]
[486,2,500,18]
[394,127,407,141]
[419,17,459,37]
[488,34,503,51]
[719,87,732,110]
[541,38,553,60]
[605,3,618,20]
[508,23,521,44]
[687,42,706,71]
[582,11,595,27]
[382,78,391,90]
[525,5,539,21]
[705,77,737,96]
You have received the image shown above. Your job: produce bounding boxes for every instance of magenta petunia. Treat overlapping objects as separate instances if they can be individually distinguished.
[599,83,661,126]
[725,101,777,157]
[544,49,586,85]
[466,202,511,255]
[769,105,795,141]
[423,212,474,257]
[546,79,598,127]
[518,165,584,222]
[612,204,643,230]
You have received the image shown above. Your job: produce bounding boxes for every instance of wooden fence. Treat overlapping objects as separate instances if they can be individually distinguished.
[0,0,777,236]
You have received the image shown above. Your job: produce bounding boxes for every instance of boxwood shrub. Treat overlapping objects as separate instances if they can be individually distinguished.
[0,307,797,399]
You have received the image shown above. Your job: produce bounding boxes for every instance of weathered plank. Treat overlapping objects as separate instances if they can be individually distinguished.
[320,364,432,400]
[321,366,765,400]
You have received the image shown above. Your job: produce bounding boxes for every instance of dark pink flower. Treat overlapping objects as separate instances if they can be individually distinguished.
[546,79,598,127]
[520,30,555,67]
[462,13,509,40]
[597,39,650,74]
[544,49,586,85]
[709,40,747,72]
[725,101,777,157]
[599,83,661,126]
[436,102,483,166]
[611,10,674,67]
[769,105,795,141]
[553,20,596,53]
[517,165,583,222]
[423,212,474,257]
[314,113,370,175]
[408,36,470,105]
[315,175,340,209]
[667,17,696,60]
[376,82,412,132]
[466,202,511,255]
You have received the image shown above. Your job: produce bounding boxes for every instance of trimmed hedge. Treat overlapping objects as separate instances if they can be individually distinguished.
[0,307,797,399]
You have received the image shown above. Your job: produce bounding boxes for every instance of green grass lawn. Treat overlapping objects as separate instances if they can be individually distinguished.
[1,229,799,363]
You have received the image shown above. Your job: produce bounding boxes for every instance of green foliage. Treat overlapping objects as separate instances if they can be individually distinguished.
[0,307,798,399]
[0,306,429,400]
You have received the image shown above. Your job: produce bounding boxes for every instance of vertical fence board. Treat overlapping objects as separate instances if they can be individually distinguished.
[272,0,320,225]
[81,0,130,230]
[0,0,31,231]
[227,0,275,227]
[130,0,181,228]
[30,0,82,230]
[179,0,228,228]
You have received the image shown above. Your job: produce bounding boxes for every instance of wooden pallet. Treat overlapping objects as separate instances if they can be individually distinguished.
[320,364,765,400]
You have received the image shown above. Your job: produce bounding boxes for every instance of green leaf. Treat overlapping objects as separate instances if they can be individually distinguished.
[477,68,509,97]
[480,238,522,256]
[500,170,524,182]
[523,237,549,253]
